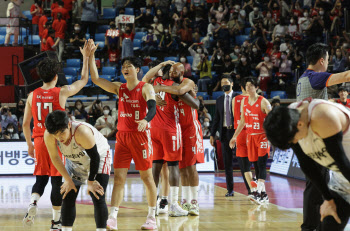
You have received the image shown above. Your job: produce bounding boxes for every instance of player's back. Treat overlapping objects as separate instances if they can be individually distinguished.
[243,96,266,134]
[32,87,64,138]
[117,81,148,132]
[151,77,179,131]
[234,94,248,129]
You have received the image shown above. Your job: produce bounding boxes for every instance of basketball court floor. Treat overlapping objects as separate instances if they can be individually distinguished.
[0,171,333,230]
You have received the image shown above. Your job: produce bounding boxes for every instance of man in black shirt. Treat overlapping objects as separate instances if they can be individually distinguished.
[67,23,86,53]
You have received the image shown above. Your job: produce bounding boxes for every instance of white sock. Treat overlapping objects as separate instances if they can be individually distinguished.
[257,181,263,194]
[62,228,72,231]
[148,206,156,218]
[170,186,179,205]
[190,186,198,202]
[30,194,40,204]
[161,196,168,200]
[181,186,190,203]
[96,229,106,231]
[52,209,61,222]
[262,182,266,193]
[110,207,119,219]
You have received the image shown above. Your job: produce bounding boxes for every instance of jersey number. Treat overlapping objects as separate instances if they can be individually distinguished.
[37,102,53,121]
[135,111,139,120]
[260,142,268,149]
[253,122,260,130]
[180,109,185,116]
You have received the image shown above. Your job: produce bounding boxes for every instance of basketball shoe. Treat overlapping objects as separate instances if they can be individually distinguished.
[182,199,191,212]
[50,220,62,231]
[23,201,38,227]
[189,200,199,216]
[141,216,157,230]
[169,203,189,217]
[258,192,269,204]
[158,199,168,214]
[249,191,262,205]
[155,197,161,216]
[106,216,118,230]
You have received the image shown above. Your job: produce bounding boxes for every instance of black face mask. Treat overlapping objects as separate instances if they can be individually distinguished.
[110,24,116,29]
[19,105,25,109]
[173,77,181,84]
[222,85,231,92]
[125,29,131,34]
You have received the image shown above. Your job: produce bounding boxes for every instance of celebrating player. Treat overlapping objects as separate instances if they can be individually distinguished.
[44,111,111,231]
[22,40,92,230]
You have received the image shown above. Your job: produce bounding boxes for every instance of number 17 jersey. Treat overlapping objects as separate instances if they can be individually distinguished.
[32,87,64,138]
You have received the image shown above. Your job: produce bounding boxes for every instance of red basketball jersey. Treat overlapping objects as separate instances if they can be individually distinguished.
[32,87,64,138]
[233,94,248,129]
[151,77,179,131]
[243,96,266,134]
[117,81,148,132]
[336,99,350,109]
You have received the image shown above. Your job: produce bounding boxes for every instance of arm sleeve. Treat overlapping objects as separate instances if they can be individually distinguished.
[309,72,333,89]
[85,144,100,181]
[144,99,156,122]
[291,143,333,200]
[323,132,350,182]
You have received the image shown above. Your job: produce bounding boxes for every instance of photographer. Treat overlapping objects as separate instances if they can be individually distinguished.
[86,100,103,125]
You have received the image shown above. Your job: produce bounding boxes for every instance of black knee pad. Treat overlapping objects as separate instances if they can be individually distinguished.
[61,187,80,227]
[253,162,259,180]
[238,157,251,172]
[153,159,164,164]
[32,175,49,196]
[50,176,63,206]
[167,161,179,167]
[257,155,268,180]
[91,174,109,228]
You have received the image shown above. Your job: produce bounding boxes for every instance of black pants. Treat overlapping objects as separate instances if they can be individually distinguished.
[301,166,329,231]
[81,21,97,40]
[220,127,235,193]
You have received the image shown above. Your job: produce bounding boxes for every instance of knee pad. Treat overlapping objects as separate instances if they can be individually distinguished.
[32,175,49,196]
[50,176,63,206]
[61,189,79,226]
[167,161,179,167]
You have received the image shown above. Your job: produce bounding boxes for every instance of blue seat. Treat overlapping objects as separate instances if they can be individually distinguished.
[135,32,146,40]
[96,41,105,49]
[125,8,134,15]
[21,28,27,36]
[97,25,110,33]
[164,57,178,62]
[10,35,23,44]
[150,57,157,61]
[133,39,142,50]
[85,33,90,40]
[100,75,112,82]
[197,92,209,100]
[141,66,149,74]
[93,94,109,101]
[103,8,116,19]
[0,35,4,45]
[245,27,252,35]
[270,91,287,99]
[28,35,40,45]
[95,33,105,42]
[65,75,73,84]
[66,59,81,68]
[235,35,249,46]
[102,66,116,76]
[0,27,6,35]
[72,95,88,102]
[63,67,78,77]
[186,56,193,65]
[22,11,32,20]
[212,91,224,100]
[118,75,126,83]
[78,75,93,87]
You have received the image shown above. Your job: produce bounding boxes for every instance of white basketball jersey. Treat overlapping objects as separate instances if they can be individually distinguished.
[57,121,111,183]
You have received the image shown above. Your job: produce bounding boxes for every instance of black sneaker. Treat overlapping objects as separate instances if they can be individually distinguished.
[159,199,168,214]
[50,220,62,231]
[259,192,269,204]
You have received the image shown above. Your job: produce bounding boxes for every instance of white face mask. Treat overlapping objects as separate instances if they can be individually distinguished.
[252,48,258,53]
[319,11,324,16]
[281,54,286,59]
[8,129,13,133]
[241,58,246,62]
[204,122,210,127]
[164,29,169,33]
[180,58,186,63]
[235,5,240,10]
[304,12,309,17]
[197,49,202,54]
[264,57,270,62]
[218,7,223,12]
[234,49,240,53]
[103,110,110,115]
[87,0,92,3]
[281,63,287,68]
[148,30,152,33]
[254,7,259,12]
[290,19,294,24]
[154,18,158,23]
[74,27,80,31]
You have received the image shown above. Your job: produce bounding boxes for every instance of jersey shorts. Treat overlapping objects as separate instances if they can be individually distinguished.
[114,131,153,171]
[151,127,182,162]
[33,137,63,176]
[236,129,248,158]
[247,133,270,162]
[179,125,204,169]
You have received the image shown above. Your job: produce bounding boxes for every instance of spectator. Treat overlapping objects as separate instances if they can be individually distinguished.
[65,106,75,121]
[249,5,263,28]
[227,13,241,34]
[107,42,120,66]
[277,51,292,85]
[256,55,273,92]
[67,23,86,52]
[236,54,252,79]
[213,19,230,48]
[179,55,192,78]
[105,21,120,50]
[141,27,157,56]
[197,53,212,92]
[287,17,301,41]
[120,23,135,59]
[3,123,19,140]
[269,0,282,23]
[210,3,228,23]
[52,13,67,62]
[159,28,175,54]
[63,0,75,29]
[52,0,70,20]
[211,48,225,73]
[332,47,348,73]
[229,45,241,64]
[207,17,220,36]
[81,0,98,40]
[94,106,116,137]
[272,18,288,41]
[73,99,88,122]
[188,42,207,74]
[298,9,311,34]
[1,106,17,132]
[86,99,103,125]
[198,102,212,123]
[136,6,154,28]
[41,21,52,52]
[174,0,186,12]
[202,117,210,138]
[249,44,263,68]
[176,19,193,51]
[15,99,25,139]
[305,13,324,45]
[151,16,164,40]
[263,11,276,33]
[30,0,43,35]
[38,10,50,41]
[51,0,59,11]
[330,1,343,37]
[5,0,27,46]
[250,21,267,43]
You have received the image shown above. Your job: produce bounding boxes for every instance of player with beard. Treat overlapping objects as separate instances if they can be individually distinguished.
[151,63,204,216]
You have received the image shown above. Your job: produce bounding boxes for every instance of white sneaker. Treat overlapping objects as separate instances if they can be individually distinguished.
[169,203,188,217]
[23,203,38,227]
[158,199,168,214]
[156,197,161,216]
[182,200,191,212]
[107,216,118,230]
[189,200,199,216]
[50,220,62,231]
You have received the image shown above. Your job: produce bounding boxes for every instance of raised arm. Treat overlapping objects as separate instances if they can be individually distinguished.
[142,60,175,83]
[153,78,195,95]
[23,93,34,157]
[326,70,350,86]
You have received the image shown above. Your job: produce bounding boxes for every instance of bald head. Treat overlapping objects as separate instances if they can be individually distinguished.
[169,63,184,83]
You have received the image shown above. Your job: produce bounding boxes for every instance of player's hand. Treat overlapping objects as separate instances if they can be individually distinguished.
[229,137,237,149]
[135,119,148,132]
[80,40,91,57]
[89,39,99,55]
[60,179,78,199]
[210,136,215,147]
[87,180,104,200]
[188,88,196,98]
[320,199,341,224]
[161,60,175,67]
[28,142,35,158]
[155,95,167,106]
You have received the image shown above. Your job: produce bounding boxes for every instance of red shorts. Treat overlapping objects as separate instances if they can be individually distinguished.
[247,133,270,162]
[236,129,248,158]
[114,131,153,171]
[151,126,182,162]
[179,125,204,169]
[33,137,62,176]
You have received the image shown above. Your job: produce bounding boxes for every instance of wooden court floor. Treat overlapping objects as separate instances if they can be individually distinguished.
[0,173,305,231]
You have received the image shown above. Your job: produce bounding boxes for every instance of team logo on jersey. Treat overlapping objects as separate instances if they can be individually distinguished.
[136,88,140,92]
[120,112,132,117]
[246,109,251,114]
[256,104,259,107]
[123,93,129,99]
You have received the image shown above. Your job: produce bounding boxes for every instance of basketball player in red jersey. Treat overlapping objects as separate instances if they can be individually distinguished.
[333,87,350,109]
[22,40,92,230]
[232,81,255,198]
[230,77,272,204]
[152,63,204,216]
[88,41,158,230]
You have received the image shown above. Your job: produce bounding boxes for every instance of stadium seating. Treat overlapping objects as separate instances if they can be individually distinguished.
[97,25,110,33]
[197,92,209,100]
[99,75,112,82]
[235,35,250,46]
[95,33,105,42]
[270,91,287,99]
[103,8,116,19]
[27,35,40,45]
[141,66,149,74]
[245,27,252,35]
[95,41,105,49]
[135,32,146,40]
[118,75,127,83]
[125,8,134,15]
[164,57,178,62]
[133,39,142,50]
[22,11,32,20]
[65,75,73,84]
[102,67,116,76]
[186,56,193,65]
[63,67,78,77]
[212,91,224,99]
[66,59,81,68]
